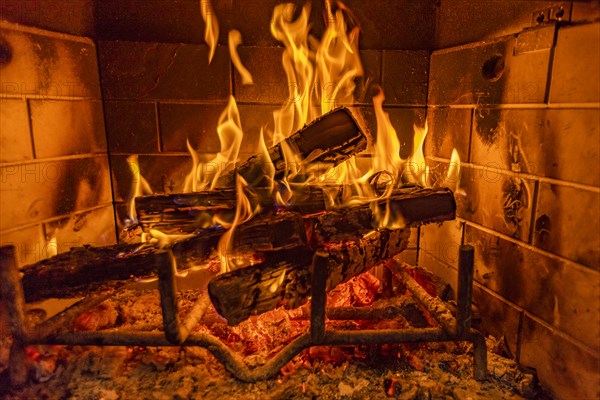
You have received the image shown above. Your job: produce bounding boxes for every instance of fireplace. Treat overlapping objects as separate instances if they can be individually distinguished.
[0,1,599,399]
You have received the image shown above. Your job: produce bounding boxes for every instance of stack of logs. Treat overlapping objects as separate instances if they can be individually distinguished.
[19,107,456,326]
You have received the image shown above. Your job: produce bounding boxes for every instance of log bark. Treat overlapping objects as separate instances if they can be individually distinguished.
[20,212,307,303]
[135,185,455,234]
[208,227,411,325]
[215,106,367,188]
[136,186,327,234]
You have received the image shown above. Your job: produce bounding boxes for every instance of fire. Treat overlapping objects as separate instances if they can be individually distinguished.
[123,0,461,271]
[229,30,254,85]
[405,122,429,186]
[126,155,152,225]
[215,175,259,273]
[200,0,219,63]
[183,96,243,192]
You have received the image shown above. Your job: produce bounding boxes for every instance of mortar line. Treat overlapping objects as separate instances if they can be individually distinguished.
[0,153,111,167]
[426,156,600,193]
[527,180,540,245]
[458,218,600,276]
[25,99,36,159]
[0,203,114,236]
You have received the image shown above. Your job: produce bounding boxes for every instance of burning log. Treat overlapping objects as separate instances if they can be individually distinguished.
[135,185,455,234]
[215,106,367,188]
[135,186,327,234]
[208,187,456,325]
[208,229,410,326]
[19,212,307,303]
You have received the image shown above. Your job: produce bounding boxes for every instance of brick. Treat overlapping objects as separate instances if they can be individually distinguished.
[520,315,600,400]
[159,103,275,160]
[419,220,463,268]
[0,24,101,99]
[352,106,427,158]
[0,156,112,230]
[417,250,458,298]
[110,155,192,202]
[454,164,535,241]
[472,108,600,187]
[534,183,600,269]
[0,225,45,267]
[237,0,314,46]
[341,0,436,50]
[105,101,158,153]
[434,0,570,49]
[382,50,429,105]
[571,1,600,23]
[29,100,106,158]
[94,0,215,44]
[472,284,521,357]
[0,99,32,163]
[0,0,95,37]
[550,23,600,103]
[233,46,287,105]
[465,225,600,350]
[428,29,552,105]
[45,205,117,252]
[237,104,278,159]
[425,108,471,161]
[159,103,225,153]
[354,50,382,105]
[395,249,417,266]
[98,41,230,101]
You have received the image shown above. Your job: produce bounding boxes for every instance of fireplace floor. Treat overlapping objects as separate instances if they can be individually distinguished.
[1,282,546,400]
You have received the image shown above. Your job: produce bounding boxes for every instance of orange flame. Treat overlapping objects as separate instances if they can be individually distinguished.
[215,175,258,274]
[200,0,219,63]
[183,96,243,192]
[126,155,153,225]
[229,30,254,85]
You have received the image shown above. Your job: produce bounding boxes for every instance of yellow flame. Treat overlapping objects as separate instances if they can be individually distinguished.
[183,96,243,192]
[316,2,363,114]
[200,0,219,63]
[126,155,153,224]
[229,30,254,85]
[215,175,258,274]
[404,122,429,186]
[371,90,402,178]
[446,148,461,190]
[271,2,316,137]
[257,129,275,193]
[146,229,195,249]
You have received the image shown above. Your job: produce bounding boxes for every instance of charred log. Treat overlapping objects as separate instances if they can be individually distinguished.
[208,227,411,325]
[215,106,367,188]
[20,212,307,303]
[135,185,455,234]
[136,186,327,234]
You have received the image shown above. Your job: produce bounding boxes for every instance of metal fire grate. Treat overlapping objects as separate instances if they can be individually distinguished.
[0,244,487,386]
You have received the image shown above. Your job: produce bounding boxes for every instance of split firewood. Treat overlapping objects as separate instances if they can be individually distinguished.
[215,106,367,188]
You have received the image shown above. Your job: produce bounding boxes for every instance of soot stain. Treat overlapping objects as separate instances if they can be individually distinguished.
[501,178,529,240]
[475,108,503,146]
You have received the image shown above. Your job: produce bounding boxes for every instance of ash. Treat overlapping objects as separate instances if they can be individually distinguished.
[2,275,545,400]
